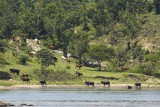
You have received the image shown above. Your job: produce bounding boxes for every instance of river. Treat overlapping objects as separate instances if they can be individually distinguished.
[0,87,160,107]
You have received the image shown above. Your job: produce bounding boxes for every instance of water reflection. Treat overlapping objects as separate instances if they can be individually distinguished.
[0,88,160,107]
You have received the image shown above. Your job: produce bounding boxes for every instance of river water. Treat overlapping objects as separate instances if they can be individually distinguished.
[0,87,160,107]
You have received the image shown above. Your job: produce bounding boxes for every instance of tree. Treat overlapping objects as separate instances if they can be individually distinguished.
[37,49,55,73]
[88,44,115,71]
[154,0,160,14]
[115,43,128,68]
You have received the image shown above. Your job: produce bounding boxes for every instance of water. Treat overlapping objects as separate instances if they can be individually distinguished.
[0,88,160,107]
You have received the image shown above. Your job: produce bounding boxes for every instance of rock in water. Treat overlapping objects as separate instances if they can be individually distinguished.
[0,100,14,107]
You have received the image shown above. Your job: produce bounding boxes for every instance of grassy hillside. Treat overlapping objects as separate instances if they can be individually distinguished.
[0,10,160,85]
[0,36,160,86]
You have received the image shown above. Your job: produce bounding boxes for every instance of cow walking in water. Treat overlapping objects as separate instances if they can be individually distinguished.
[126,85,132,89]
[135,83,141,89]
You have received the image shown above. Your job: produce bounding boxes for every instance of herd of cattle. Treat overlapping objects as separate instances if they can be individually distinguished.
[9,68,141,89]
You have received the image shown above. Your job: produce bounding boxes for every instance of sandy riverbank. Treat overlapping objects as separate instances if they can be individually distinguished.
[0,84,160,90]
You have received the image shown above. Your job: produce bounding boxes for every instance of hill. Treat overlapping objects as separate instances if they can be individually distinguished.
[0,0,160,86]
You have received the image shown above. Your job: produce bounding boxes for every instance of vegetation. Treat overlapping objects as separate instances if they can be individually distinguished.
[0,0,160,85]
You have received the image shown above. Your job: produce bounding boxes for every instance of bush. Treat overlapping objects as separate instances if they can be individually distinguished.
[129,67,154,76]
[18,55,29,65]
[33,69,76,81]
[0,71,12,80]
[0,40,8,53]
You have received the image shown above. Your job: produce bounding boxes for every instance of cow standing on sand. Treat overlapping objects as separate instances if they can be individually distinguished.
[85,81,95,88]
[39,80,47,86]
[101,81,110,87]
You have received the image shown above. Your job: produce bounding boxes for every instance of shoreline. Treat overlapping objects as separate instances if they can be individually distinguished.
[0,84,160,90]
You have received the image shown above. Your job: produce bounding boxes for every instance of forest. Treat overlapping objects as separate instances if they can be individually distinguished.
[0,0,160,85]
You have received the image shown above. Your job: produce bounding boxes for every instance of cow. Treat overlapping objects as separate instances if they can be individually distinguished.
[85,81,95,87]
[66,58,72,64]
[39,80,47,86]
[75,64,83,69]
[62,56,67,61]
[101,81,110,87]
[53,57,58,62]
[48,45,56,50]
[28,51,36,57]
[121,67,129,71]
[10,68,20,75]
[126,85,132,89]
[75,71,83,77]
[21,77,30,83]
[20,73,29,78]
[135,83,141,88]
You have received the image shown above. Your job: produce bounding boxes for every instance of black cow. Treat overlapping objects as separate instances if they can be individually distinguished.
[53,57,58,62]
[21,77,30,83]
[85,81,95,87]
[126,85,132,89]
[75,71,83,77]
[135,83,141,88]
[10,68,20,75]
[39,80,47,85]
[101,81,110,87]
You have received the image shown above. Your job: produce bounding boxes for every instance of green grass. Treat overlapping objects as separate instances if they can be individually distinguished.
[1,43,160,86]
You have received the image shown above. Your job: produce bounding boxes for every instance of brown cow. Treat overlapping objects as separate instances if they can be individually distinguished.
[66,58,72,64]
[75,64,83,69]
[48,45,56,50]
[21,73,29,78]
[121,67,129,71]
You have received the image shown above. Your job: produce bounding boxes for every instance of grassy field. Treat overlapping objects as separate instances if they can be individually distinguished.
[1,47,160,86]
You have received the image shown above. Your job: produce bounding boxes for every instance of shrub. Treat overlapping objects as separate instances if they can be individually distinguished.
[33,69,76,81]
[0,40,8,53]
[0,71,12,80]
[18,55,29,65]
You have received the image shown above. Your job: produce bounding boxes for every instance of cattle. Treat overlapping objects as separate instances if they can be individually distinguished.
[53,57,58,62]
[48,45,56,50]
[28,51,36,57]
[62,56,67,61]
[39,80,47,86]
[21,73,29,78]
[121,67,129,71]
[75,71,83,77]
[101,81,110,87]
[21,77,30,83]
[135,83,141,88]
[10,68,20,75]
[75,64,83,69]
[126,85,132,89]
[85,81,95,87]
[66,58,72,63]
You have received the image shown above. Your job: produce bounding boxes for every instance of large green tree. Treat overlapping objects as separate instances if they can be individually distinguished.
[88,44,115,70]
